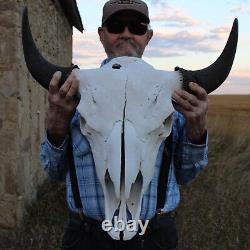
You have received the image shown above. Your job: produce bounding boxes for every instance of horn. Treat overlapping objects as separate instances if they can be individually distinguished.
[175,18,238,94]
[22,7,75,90]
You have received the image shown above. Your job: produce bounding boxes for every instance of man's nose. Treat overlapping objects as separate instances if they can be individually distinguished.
[120,26,133,37]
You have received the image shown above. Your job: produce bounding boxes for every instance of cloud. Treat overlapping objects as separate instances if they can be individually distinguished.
[151,10,199,27]
[228,71,250,85]
[73,32,106,67]
[208,22,236,41]
[228,77,250,87]
[147,0,167,7]
[230,3,250,14]
[73,18,233,64]
[73,27,225,65]
[210,26,232,35]
[144,48,183,58]
[213,70,250,94]
[150,4,199,27]
[152,31,204,46]
[216,71,250,94]
[146,30,219,58]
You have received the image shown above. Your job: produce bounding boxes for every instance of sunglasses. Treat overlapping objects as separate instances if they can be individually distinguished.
[105,19,149,36]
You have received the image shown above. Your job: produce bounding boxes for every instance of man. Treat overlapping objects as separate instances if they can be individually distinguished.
[40,0,208,249]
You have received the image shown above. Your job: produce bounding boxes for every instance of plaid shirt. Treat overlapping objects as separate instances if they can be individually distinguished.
[40,110,208,221]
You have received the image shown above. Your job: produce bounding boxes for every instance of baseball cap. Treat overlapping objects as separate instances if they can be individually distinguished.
[102,0,150,24]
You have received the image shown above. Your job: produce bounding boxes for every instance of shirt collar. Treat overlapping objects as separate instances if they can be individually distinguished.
[101,58,110,67]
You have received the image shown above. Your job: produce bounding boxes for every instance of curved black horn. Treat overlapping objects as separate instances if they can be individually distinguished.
[175,19,238,94]
[22,7,76,90]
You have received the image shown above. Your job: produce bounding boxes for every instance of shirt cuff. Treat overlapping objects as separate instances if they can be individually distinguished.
[40,132,69,169]
[184,130,208,147]
[181,130,208,164]
[45,130,69,151]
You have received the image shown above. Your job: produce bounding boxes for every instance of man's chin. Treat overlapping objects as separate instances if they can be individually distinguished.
[114,49,140,58]
[118,53,137,58]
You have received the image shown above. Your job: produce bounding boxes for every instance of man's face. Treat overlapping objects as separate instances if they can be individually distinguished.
[98,12,153,59]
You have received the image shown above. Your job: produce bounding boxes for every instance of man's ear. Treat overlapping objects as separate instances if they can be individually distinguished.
[146,29,153,45]
[98,27,105,43]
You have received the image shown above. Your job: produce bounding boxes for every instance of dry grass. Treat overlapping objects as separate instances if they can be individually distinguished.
[0,95,249,250]
[176,95,250,250]
[0,181,68,250]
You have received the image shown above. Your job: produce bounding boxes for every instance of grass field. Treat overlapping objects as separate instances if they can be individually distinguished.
[177,95,250,250]
[0,95,249,250]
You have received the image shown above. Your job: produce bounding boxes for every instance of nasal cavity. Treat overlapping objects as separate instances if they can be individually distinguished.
[112,63,122,69]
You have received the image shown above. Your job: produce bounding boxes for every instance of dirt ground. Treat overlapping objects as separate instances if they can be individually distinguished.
[0,95,249,250]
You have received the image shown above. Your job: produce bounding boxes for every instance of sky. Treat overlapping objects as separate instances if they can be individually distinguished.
[73,0,250,94]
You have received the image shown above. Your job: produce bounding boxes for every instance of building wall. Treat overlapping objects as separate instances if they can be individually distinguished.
[0,0,72,230]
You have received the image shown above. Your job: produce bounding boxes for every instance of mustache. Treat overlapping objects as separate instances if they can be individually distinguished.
[115,38,137,48]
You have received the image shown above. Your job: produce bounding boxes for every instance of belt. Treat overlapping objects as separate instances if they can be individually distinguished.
[69,211,99,223]
[69,211,101,232]
[155,209,176,219]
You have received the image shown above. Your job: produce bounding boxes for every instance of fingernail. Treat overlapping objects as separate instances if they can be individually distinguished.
[174,90,180,95]
[172,98,177,103]
[55,71,62,78]
[189,82,195,87]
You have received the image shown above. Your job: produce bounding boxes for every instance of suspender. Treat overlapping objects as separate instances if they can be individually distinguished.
[68,132,173,210]
[67,134,83,209]
[156,132,173,210]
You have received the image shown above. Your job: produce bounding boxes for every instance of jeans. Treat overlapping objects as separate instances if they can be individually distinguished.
[61,212,178,250]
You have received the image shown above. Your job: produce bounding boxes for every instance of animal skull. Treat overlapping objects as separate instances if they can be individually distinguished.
[21,7,238,241]
[75,56,181,240]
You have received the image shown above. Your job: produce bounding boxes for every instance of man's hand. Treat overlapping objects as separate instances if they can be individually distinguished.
[46,71,80,146]
[172,82,208,144]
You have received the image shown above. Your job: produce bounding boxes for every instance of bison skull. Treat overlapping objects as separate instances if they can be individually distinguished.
[75,56,182,240]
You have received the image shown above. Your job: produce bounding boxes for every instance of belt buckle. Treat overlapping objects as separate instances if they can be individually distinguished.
[156,209,165,218]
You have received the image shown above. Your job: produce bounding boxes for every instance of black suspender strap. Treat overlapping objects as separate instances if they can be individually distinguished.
[68,131,173,211]
[156,132,173,210]
[67,134,83,209]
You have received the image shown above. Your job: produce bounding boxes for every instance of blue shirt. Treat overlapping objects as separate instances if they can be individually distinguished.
[40,110,208,221]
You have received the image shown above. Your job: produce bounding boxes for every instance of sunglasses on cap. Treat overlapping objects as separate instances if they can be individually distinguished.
[104,19,149,36]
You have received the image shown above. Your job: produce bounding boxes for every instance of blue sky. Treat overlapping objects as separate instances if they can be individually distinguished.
[73,0,250,94]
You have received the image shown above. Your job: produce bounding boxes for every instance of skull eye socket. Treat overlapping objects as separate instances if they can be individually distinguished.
[158,114,173,138]
[163,117,168,125]
[80,116,86,128]
[80,116,93,135]
[163,115,172,127]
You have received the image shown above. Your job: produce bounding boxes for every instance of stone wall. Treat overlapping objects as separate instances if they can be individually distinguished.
[0,0,72,230]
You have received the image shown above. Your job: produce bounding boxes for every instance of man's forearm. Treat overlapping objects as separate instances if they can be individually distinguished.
[46,108,71,147]
[174,131,208,185]
[45,71,80,146]
[40,132,69,181]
